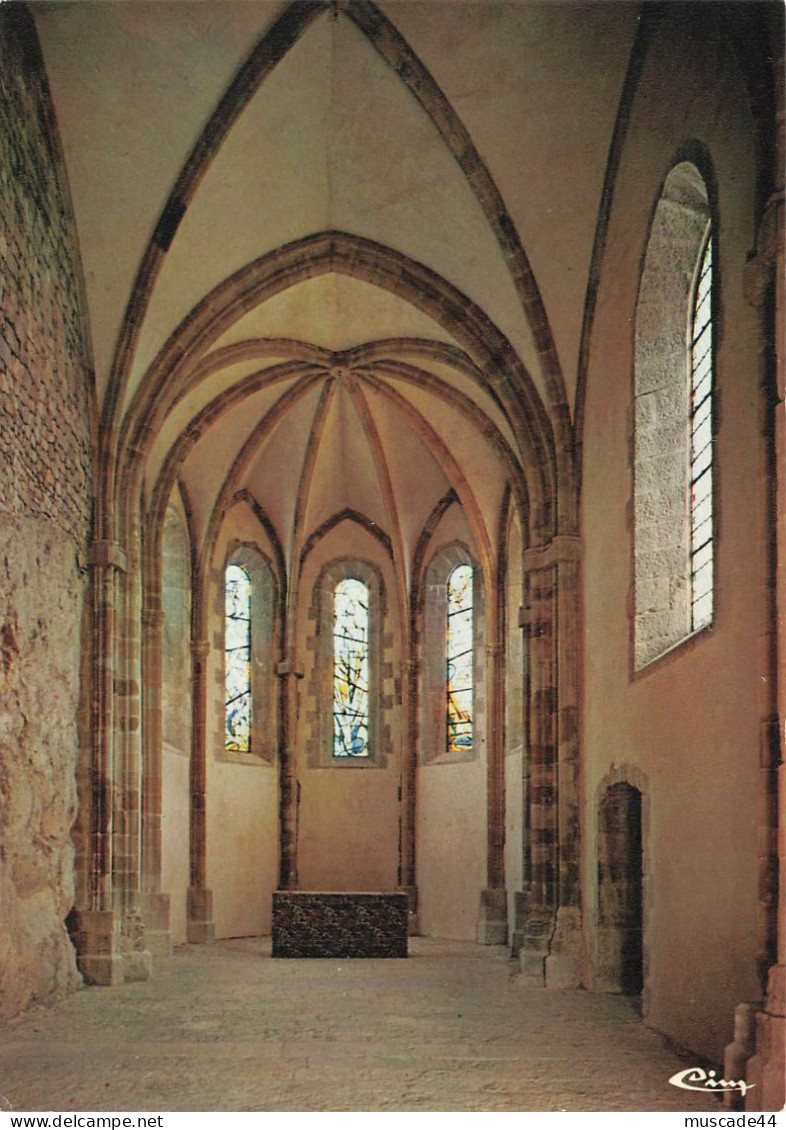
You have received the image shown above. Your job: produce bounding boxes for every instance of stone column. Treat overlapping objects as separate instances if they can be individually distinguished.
[187,638,214,942]
[513,536,582,987]
[140,603,172,957]
[113,544,152,983]
[546,538,582,988]
[516,557,558,981]
[478,641,507,945]
[277,658,303,891]
[71,539,151,985]
[727,177,785,1112]
[510,604,532,960]
[399,656,419,934]
[71,540,124,984]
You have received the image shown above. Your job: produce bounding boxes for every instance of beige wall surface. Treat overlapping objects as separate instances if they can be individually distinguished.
[581,14,764,1061]
[205,504,281,938]
[418,761,488,942]
[161,745,191,946]
[207,757,280,938]
[296,522,401,893]
[417,505,488,941]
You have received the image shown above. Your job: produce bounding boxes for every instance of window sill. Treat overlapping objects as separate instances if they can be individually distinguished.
[632,620,713,681]
[215,748,276,766]
[422,748,477,767]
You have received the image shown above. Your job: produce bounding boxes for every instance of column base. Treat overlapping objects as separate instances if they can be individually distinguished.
[124,948,154,982]
[187,886,215,943]
[544,905,582,989]
[515,905,555,985]
[398,886,420,936]
[723,1002,759,1110]
[509,890,528,957]
[745,965,786,1111]
[69,909,152,986]
[477,888,508,945]
[141,891,173,958]
[78,952,126,987]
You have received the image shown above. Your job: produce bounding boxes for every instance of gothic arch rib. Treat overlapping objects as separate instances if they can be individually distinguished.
[572,8,655,495]
[146,359,320,538]
[287,376,338,634]
[343,373,408,625]
[300,509,394,569]
[101,3,327,431]
[346,0,572,475]
[121,232,558,564]
[105,0,571,540]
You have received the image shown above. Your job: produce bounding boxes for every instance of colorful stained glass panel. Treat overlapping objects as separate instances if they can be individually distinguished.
[225,564,251,752]
[333,578,370,758]
[446,563,473,752]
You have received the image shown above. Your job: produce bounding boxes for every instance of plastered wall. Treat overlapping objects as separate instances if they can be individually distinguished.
[298,522,401,893]
[205,503,279,937]
[417,506,487,940]
[580,13,764,1061]
[160,503,192,945]
[0,7,92,1016]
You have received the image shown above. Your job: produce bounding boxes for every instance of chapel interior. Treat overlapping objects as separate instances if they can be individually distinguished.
[0,0,784,1111]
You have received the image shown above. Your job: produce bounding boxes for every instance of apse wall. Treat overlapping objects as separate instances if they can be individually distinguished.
[417,506,487,941]
[0,7,92,1016]
[297,521,401,893]
[205,503,280,938]
[160,503,193,946]
[580,10,765,1061]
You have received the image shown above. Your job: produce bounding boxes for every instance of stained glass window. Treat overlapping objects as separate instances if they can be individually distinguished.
[446,563,473,752]
[689,232,713,632]
[333,578,370,758]
[225,563,251,752]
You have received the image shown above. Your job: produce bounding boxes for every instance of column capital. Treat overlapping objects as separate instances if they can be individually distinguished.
[88,540,128,573]
[523,534,581,571]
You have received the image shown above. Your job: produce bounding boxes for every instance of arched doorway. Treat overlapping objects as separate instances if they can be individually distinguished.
[597,782,643,995]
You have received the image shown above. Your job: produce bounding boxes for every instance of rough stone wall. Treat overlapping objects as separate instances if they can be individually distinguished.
[633,168,709,668]
[0,6,92,1018]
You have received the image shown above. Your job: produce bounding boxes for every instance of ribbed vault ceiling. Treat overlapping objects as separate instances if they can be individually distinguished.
[33,0,639,580]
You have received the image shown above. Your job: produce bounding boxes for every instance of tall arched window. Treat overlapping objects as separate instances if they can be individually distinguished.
[446,563,474,752]
[689,231,714,631]
[333,577,370,758]
[421,542,482,764]
[633,160,714,668]
[225,563,251,752]
[307,559,387,769]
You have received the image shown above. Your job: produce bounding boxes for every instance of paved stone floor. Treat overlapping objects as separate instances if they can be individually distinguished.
[0,938,722,1113]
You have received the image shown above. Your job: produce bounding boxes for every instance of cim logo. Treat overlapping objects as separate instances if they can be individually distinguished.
[669,1067,756,1098]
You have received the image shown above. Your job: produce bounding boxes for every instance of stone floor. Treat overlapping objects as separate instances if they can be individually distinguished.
[0,938,723,1113]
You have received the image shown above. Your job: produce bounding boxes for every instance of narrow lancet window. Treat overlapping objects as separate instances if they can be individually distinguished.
[634,161,712,666]
[446,563,474,752]
[333,578,370,758]
[689,231,713,631]
[225,563,251,752]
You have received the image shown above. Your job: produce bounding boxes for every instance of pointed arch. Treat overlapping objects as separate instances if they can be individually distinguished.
[102,0,571,544]
[300,509,393,570]
[120,233,555,543]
